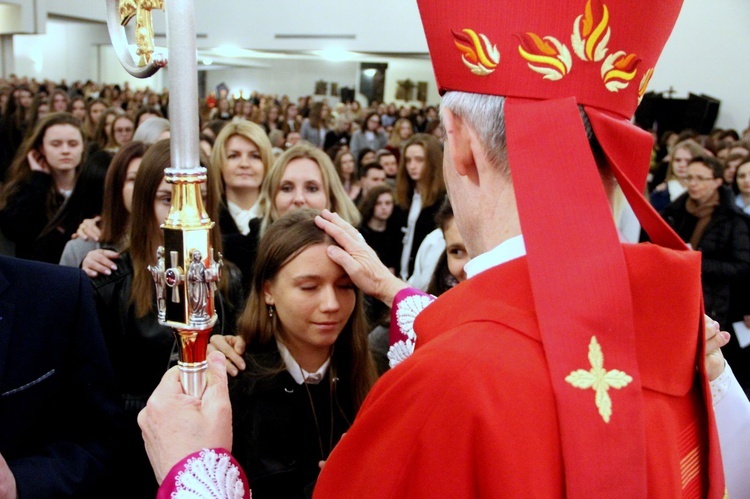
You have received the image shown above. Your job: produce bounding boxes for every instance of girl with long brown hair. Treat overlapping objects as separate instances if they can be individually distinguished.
[0,112,85,258]
[61,141,148,268]
[300,101,330,148]
[90,139,241,497]
[393,133,446,279]
[224,208,377,498]
[81,97,108,140]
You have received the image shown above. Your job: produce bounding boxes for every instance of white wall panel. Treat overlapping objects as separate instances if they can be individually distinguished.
[6,0,750,129]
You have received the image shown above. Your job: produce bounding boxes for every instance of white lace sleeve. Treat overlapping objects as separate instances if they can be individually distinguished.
[387,294,435,368]
[712,363,750,498]
[172,449,247,499]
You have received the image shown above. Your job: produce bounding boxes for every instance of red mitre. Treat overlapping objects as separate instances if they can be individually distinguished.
[418,0,724,497]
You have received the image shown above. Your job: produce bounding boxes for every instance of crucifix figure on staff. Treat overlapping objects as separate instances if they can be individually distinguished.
[119,0,164,66]
[106,0,221,398]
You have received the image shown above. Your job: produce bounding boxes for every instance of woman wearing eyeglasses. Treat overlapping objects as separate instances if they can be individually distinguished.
[349,112,388,162]
[661,154,750,395]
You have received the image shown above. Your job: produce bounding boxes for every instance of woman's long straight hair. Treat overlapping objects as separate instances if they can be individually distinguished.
[129,139,222,317]
[395,133,445,210]
[237,208,377,410]
[0,112,85,217]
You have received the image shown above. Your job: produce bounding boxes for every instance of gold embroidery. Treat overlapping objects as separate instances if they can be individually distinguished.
[638,68,654,103]
[565,336,633,423]
[601,51,640,92]
[516,33,572,81]
[680,446,701,490]
[571,0,611,62]
[452,29,500,76]
[119,0,164,67]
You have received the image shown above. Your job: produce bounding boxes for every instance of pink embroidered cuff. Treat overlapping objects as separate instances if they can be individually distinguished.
[387,287,435,368]
[158,448,250,499]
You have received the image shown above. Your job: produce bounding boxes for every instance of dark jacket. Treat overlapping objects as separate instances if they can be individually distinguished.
[230,343,355,499]
[323,129,351,152]
[219,203,261,295]
[391,198,444,278]
[0,171,64,260]
[91,251,243,496]
[662,187,750,327]
[0,256,122,497]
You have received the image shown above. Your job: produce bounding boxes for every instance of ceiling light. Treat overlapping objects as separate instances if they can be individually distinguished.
[317,47,353,62]
[363,68,377,77]
[214,45,250,58]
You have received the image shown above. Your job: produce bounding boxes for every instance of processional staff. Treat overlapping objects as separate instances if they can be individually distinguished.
[106,0,221,397]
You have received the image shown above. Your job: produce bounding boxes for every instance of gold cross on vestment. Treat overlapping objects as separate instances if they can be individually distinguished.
[119,0,164,66]
[565,336,633,423]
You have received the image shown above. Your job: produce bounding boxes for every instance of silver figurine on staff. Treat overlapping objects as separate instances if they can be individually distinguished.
[106,0,220,397]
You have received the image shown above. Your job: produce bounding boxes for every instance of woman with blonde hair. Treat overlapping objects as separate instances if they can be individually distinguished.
[210,120,274,291]
[225,143,360,291]
[388,117,415,152]
[650,139,706,212]
[256,142,361,236]
[211,120,274,233]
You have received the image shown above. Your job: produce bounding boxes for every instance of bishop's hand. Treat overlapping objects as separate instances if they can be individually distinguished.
[704,315,730,382]
[138,351,232,484]
[315,209,407,308]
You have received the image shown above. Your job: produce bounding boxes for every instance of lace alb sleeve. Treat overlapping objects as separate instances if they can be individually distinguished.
[387,288,435,368]
[158,448,250,499]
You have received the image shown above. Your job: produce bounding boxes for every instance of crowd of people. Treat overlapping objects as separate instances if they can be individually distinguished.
[0,74,449,497]
[0,66,749,497]
[647,128,750,393]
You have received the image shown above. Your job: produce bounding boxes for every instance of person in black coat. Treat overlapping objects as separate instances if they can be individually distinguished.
[392,133,446,280]
[661,155,750,391]
[32,149,112,263]
[0,256,121,497]
[222,210,377,498]
[0,113,85,260]
[91,139,242,497]
[210,121,274,294]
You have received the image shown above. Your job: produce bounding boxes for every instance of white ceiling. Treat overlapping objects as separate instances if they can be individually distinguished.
[32,0,429,66]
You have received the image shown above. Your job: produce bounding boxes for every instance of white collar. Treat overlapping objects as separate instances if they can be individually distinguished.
[227,200,260,235]
[464,235,526,279]
[276,340,331,385]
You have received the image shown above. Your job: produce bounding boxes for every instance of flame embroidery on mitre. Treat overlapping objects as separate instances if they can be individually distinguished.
[516,32,572,81]
[638,67,654,103]
[601,51,640,92]
[452,29,500,76]
[572,0,611,62]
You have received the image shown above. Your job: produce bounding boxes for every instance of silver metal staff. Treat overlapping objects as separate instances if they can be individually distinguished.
[106,0,220,397]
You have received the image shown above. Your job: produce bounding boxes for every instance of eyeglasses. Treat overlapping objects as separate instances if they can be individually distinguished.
[685,175,715,183]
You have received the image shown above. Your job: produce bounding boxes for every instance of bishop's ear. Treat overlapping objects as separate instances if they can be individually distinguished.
[442,108,476,179]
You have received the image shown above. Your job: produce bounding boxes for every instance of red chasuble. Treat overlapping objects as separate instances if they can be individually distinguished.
[315,244,724,498]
